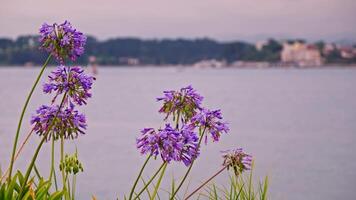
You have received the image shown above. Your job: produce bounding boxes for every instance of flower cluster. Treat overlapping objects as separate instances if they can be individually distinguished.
[32,22,93,141]
[32,65,94,140]
[222,148,252,176]
[179,124,200,166]
[157,85,203,122]
[59,153,84,175]
[43,66,95,105]
[39,20,86,62]
[137,85,230,166]
[136,124,199,166]
[31,103,87,141]
[191,109,229,143]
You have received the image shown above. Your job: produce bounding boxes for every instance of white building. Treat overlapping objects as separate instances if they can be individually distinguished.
[281,42,323,67]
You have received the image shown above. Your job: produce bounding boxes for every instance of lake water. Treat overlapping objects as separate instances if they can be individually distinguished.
[0,67,356,200]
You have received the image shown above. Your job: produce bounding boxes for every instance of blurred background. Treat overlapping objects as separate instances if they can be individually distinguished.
[0,0,356,66]
[0,0,356,199]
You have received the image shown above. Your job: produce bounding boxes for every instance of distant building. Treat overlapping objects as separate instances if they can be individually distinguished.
[231,61,270,68]
[88,56,97,64]
[118,57,140,65]
[281,41,323,67]
[255,40,268,51]
[339,47,355,59]
[323,43,336,55]
[193,59,226,68]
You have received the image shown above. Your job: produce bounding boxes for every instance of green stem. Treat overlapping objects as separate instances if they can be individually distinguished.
[49,136,55,181]
[18,92,67,198]
[175,111,180,129]
[67,176,71,200]
[129,155,152,200]
[140,177,152,199]
[151,163,168,200]
[63,162,70,200]
[19,135,47,198]
[134,162,166,200]
[72,175,76,200]
[33,164,42,180]
[53,167,58,190]
[170,127,206,200]
[8,55,52,183]
[184,166,227,200]
[61,135,66,191]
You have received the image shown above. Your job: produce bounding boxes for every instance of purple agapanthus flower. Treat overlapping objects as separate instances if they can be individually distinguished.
[191,109,229,143]
[31,103,87,141]
[136,124,199,166]
[157,85,203,122]
[179,124,200,166]
[39,20,86,62]
[43,66,95,105]
[222,148,252,176]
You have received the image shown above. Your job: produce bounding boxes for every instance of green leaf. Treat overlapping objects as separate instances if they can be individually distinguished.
[49,190,65,200]
[17,171,24,186]
[0,182,6,200]
[22,190,32,200]
[36,180,51,199]
[6,173,19,200]
[260,176,268,200]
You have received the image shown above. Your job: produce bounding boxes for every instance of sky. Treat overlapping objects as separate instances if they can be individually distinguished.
[0,0,355,42]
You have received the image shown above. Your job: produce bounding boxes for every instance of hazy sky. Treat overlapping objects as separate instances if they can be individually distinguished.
[0,0,355,41]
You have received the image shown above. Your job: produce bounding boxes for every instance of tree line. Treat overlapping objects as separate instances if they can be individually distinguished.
[0,35,354,66]
[0,35,283,66]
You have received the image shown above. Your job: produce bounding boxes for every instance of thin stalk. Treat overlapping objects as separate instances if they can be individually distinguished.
[50,135,59,190]
[8,54,51,182]
[53,167,58,190]
[140,177,152,199]
[33,164,53,197]
[49,136,55,181]
[33,164,42,180]
[151,163,168,200]
[67,176,71,200]
[129,155,152,200]
[63,168,70,200]
[15,129,34,161]
[170,127,206,199]
[19,134,47,198]
[0,128,34,182]
[184,166,227,200]
[61,135,66,190]
[134,162,166,200]
[18,92,67,198]
[61,65,72,196]
[72,175,77,200]
[175,111,180,129]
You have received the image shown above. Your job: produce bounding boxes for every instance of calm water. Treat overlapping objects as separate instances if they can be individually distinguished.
[0,67,356,200]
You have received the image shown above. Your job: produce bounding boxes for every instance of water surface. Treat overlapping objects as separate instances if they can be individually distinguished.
[0,67,355,200]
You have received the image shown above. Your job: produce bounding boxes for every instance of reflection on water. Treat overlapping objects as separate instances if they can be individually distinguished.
[1,67,356,200]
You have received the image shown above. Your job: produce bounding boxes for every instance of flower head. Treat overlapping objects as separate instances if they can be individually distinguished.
[222,148,252,176]
[31,104,87,141]
[43,66,95,105]
[179,124,200,166]
[136,124,199,166]
[157,85,203,122]
[39,20,86,62]
[59,152,84,175]
[191,109,229,143]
